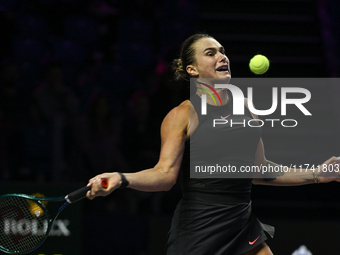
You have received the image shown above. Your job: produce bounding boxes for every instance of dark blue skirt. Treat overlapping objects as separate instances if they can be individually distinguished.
[166,198,274,255]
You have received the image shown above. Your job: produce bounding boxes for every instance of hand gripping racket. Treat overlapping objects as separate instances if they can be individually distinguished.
[0,178,108,254]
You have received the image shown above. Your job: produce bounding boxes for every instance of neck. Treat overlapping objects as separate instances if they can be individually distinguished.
[196,88,229,106]
[194,78,231,106]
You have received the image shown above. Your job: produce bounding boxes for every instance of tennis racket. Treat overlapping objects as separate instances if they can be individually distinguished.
[0,178,108,254]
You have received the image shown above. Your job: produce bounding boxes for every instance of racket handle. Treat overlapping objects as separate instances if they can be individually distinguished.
[65,178,108,203]
[101,178,108,188]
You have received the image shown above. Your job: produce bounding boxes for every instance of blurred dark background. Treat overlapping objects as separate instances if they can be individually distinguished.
[1,0,340,254]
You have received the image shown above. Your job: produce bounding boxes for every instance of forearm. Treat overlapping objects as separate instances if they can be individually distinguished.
[253,160,318,186]
[124,167,178,192]
[87,166,178,200]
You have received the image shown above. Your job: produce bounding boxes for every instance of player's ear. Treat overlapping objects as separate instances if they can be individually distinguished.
[186,65,199,77]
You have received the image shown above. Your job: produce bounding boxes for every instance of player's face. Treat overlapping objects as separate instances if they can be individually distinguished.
[187,37,231,79]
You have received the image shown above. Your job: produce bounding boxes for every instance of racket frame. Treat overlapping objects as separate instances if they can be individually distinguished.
[0,193,68,254]
[0,178,107,254]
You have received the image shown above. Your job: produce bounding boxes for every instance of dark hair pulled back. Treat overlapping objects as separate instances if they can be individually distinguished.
[172,33,212,81]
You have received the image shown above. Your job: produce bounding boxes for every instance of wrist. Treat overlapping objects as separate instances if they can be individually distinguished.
[312,169,320,184]
[117,172,130,189]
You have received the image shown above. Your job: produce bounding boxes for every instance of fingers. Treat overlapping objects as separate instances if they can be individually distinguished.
[86,172,121,200]
[87,175,101,186]
[331,156,340,162]
[86,190,95,200]
[87,175,105,187]
[318,156,340,182]
[86,176,108,200]
[322,156,340,166]
[328,156,340,168]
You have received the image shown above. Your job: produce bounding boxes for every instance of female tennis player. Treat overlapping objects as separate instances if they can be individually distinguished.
[86,34,340,255]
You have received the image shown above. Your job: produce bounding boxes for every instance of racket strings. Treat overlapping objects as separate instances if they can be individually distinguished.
[0,196,48,253]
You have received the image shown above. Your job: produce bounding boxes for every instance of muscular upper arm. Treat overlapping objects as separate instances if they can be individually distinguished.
[153,101,190,183]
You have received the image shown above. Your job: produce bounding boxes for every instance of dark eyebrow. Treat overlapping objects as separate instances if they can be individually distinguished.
[203,46,225,53]
[203,47,216,52]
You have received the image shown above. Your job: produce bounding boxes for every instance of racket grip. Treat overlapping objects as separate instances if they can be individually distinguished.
[101,178,108,188]
[65,178,108,203]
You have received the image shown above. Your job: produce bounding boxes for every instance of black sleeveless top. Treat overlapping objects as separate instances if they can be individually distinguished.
[180,91,261,203]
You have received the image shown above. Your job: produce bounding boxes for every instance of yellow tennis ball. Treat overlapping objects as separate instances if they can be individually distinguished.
[249,54,269,74]
[27,193,48,217]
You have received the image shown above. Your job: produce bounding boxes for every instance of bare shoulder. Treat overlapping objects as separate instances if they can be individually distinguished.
[164,100,190,122]
[161,100,191,136]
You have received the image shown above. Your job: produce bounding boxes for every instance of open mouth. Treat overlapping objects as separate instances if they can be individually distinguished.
[216,65,229,72]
